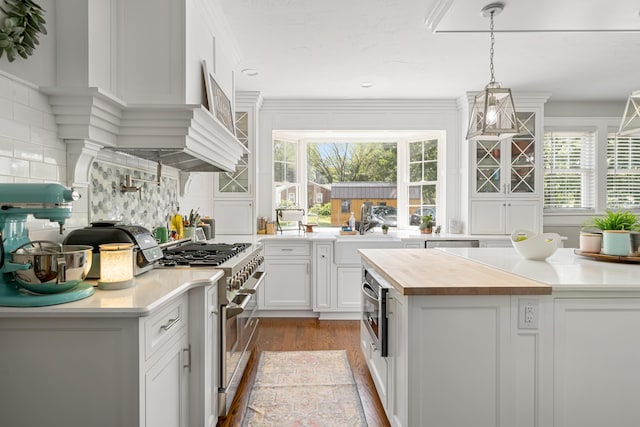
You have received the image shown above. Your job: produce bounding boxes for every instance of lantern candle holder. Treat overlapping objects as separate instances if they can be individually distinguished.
[97,243,135,290]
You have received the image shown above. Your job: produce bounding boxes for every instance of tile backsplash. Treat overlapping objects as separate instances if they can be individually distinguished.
[89,160,178,230]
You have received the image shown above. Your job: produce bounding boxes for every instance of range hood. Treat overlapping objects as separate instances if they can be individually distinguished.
[114,105,248,173]
[44,88,247,178]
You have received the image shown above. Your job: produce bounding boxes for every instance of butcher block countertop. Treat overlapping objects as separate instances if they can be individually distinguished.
[359,248,551,296]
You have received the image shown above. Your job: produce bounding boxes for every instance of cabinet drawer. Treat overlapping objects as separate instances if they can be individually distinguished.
[143,296,188,360]
[264,243,310,257]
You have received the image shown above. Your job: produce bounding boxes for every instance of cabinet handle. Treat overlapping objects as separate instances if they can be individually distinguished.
[370,341,378,353]
[508,203,511,206]
[321,254,326,258]
[502,203,506,207]
[281,248,294,252]
[183,344,191,371]
[160,317,180,331]
[210,307,219,315]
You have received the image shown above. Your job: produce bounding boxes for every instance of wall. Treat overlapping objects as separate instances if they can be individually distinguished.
[0,70,86,241]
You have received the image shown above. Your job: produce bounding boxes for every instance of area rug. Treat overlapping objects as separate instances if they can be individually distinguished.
[241,350,368,427]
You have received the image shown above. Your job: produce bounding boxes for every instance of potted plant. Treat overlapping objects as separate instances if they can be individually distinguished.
[589,210,639,256]
[381,224,389,235]
[419,215,434,234]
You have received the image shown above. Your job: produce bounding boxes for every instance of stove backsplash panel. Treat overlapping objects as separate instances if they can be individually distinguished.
[89,160,178,229]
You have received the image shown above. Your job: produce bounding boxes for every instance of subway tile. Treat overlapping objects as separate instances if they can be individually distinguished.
[28,90,51,112]
[0,156,29,177]
[0,117,29,141]
[14,177,38,183]
[0,137,14,157]
[0,97,11,120]
[16,145,44,163]
[0,175,14,183]
[43,112,57,131]
[30,127,60,147]
[14,103,44,127]
[0,77,29,105]
[30,161,58,180]
[43,147,66,165]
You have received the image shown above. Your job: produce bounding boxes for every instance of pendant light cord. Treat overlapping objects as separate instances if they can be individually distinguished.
[488,9,496,87]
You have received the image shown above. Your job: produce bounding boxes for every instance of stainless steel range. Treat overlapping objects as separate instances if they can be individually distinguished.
[158,241,265,417]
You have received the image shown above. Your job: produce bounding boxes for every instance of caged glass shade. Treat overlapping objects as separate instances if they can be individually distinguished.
[467,85,519,140]
[619,90,640,136]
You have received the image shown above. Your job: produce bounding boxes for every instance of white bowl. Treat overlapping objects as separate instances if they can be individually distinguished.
[511,229,561,260]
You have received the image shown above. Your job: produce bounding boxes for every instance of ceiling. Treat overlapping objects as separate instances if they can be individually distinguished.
[219,0,640,102]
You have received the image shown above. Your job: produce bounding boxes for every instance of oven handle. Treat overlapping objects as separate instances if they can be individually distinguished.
[240,270,265,294]
[226,294,251,319]
[362,282,379,301]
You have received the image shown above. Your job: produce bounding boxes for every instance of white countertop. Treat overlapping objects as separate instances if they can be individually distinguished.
[440,247,640,292]
[0,268,224,317]
[257,228,511,242]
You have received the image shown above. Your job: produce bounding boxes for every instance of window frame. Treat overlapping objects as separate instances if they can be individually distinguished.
[543,129,596,212]
[271,131,445,229]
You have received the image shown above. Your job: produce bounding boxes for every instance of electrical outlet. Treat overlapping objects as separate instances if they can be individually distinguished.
[518,298,539,329]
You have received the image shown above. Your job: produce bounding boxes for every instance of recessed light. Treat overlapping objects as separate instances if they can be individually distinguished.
[241,69,259,77]
[361,81,374,88]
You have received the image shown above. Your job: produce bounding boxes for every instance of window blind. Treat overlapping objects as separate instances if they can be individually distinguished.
[543,131,595,209]
[607,134,640,209]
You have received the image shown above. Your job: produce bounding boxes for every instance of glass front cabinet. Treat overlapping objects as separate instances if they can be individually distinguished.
[469,105,545,235]
[474,111,537,197]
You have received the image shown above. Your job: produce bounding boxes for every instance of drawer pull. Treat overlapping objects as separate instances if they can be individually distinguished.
[160,317,180,331]
[281,248,294,251]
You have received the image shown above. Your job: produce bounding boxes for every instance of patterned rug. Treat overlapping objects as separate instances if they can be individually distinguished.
[241,350,368,427]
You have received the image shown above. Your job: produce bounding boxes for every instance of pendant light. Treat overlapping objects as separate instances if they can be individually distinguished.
[619,90,640,136]
[466,2,519,141]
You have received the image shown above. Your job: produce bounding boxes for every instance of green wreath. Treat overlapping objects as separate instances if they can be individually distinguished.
[0,0,46,62]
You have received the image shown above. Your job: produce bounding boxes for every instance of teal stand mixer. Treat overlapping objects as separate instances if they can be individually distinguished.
[0,183,94,307]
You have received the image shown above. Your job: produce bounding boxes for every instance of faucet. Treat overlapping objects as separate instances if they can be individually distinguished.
[359,204,371,235]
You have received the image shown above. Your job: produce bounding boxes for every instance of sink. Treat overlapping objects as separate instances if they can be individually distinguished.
[334,235,402,264]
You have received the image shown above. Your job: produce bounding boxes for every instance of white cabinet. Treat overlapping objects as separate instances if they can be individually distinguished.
[0,284,222,427]
[189,284,219,427]
[313,242,334,310]
[468,107,544,234]
[213,93,261,235]
[553,298,640,427]
[471,199,540,234]
[144,333,189,427]
[261,242,311,310]
[212,200,254,235]
[336,267,361,310]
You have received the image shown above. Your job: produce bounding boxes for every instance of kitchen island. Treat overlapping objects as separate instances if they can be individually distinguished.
[0,268,223,427]
[359,248,640,427]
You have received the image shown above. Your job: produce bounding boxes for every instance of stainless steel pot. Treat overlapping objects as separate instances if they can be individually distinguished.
[11,241,93,294]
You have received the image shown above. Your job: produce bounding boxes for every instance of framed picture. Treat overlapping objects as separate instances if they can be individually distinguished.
[202,60,235,136]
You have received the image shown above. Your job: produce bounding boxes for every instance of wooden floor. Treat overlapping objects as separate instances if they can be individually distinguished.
[218,318,390,427]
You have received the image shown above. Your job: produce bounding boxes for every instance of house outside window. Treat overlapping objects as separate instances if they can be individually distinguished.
[607,133,640,209]
[341,200,351,213]
[543,131,595,211]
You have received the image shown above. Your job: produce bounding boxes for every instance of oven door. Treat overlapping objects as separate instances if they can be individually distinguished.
[362,275,388,357]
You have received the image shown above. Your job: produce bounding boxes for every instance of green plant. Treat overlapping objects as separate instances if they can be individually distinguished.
[419,214,434,230]
[589,210,639,231]
[0,0,47,62]
[381,224,389,230]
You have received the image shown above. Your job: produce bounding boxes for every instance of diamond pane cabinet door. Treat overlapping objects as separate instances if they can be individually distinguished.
[476,140,502,193]
[217,111,250,195]
[510,112,536,194]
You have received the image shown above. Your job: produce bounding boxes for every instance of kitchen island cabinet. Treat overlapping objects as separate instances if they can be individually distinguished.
[360,248,640,427]
[0,269,223,427]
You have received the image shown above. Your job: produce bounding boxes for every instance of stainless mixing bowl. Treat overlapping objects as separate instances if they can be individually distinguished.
[11,241,93,294]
